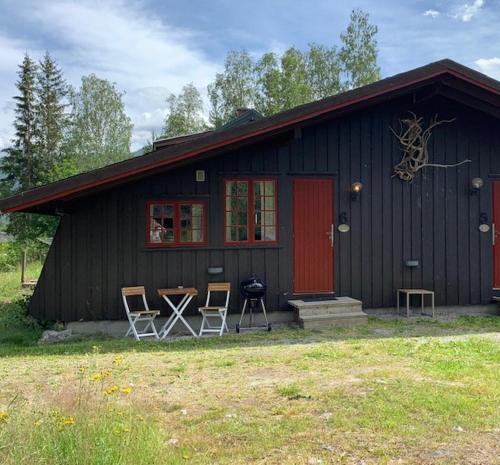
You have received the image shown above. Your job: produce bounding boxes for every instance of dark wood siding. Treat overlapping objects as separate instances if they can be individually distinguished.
[29,94,500,321]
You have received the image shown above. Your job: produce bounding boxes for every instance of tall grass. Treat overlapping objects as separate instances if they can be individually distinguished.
[0,350,181,465]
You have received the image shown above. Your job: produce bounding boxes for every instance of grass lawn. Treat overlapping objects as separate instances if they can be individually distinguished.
[0,315,499,464]
[0,265,499,464]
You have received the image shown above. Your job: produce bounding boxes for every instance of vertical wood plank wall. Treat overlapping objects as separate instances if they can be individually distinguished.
[30,95,500,321]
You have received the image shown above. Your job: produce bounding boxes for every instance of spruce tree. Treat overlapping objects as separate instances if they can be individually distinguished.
[1,54,38,194]
[0,54,57,244]
[35,52,68,179]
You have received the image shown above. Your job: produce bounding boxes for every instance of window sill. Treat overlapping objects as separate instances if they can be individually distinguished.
[142,245,283,252]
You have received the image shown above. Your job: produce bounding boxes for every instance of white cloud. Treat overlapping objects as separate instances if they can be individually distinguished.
[0,0,219,151]
[423,9,440,18]
[475,57,500,79]
[453,0,484,22]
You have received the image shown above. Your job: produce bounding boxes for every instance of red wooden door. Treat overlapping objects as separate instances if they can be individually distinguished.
[293,178,334,293]
[493,182,500,288]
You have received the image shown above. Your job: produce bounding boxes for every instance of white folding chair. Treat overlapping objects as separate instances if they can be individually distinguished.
[121,286,160,340]
[198,283,231,336]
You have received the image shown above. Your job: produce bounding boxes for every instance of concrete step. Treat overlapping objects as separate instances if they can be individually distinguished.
[298,311,369,330]
[289,297,363,317]
[294,302,362,317]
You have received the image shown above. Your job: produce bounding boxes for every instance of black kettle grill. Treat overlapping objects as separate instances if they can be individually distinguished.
[236,274,271,333]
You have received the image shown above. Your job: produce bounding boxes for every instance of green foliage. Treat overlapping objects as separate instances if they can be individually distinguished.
[208,9,379,126]
[208,50,257,127]
[35,52,69,180]
[0,53,65,245]
[63,74,132,173]
[340,8,380,89]
[0,54,39,194]
[0,241,48,272]
[163,83,206,138]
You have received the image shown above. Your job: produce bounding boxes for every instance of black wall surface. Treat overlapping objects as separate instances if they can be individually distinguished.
[30,94,500,321]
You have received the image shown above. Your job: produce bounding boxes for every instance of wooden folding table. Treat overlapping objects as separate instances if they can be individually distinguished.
[157,287,198,339]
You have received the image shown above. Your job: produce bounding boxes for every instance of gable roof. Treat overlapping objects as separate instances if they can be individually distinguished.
[1,59,499,214]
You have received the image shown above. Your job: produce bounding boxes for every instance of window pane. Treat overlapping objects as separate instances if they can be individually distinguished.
[264,181,275,195]
[255,211,262,226]
[192,204,203,217]
[263,226,276,241]
[237,181,248,195]
[180,205,191,220]
[163,217,173,229]
[192,214,202,229]
[163,230,174,242]
[180,229,190,242]
[152,205,161,217]
[254,181,263,197]
[238,226,248,241]
[254,225,262,241]
[163,205,173,217]
[192,229,203,242]
[263,211,275,225]
[238,211,247,226]
[263,196,275,210]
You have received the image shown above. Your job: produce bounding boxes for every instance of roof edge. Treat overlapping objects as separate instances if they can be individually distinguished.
[1,59,499,214]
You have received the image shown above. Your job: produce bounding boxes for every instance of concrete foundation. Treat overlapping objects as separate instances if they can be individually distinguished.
[67,310,295,337]
[66,303,498,337]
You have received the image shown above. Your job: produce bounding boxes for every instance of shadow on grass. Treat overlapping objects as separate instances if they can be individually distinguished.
[0,315,499,358]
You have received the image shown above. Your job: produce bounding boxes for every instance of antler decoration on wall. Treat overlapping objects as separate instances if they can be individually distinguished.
[391,112,471,182]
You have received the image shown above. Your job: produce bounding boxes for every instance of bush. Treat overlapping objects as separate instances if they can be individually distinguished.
[0,242,21,272]
[0,241,48,273]
[0,296,42,345]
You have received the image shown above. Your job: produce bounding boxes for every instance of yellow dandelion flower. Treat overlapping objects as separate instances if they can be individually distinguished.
[112,356,124,365]
[104,385,119,395]
[90,373,103,381]
[121,387,132,395]
[61,416,75,426]
[102,369,112,377]
[0,411,9,422]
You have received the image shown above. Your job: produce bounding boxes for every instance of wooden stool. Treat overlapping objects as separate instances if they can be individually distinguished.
[397,289,435,318]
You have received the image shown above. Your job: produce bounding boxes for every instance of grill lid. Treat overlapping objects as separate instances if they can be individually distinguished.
[240,274,267,298]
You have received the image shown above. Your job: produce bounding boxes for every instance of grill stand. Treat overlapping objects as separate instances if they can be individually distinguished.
[236,298,271,333]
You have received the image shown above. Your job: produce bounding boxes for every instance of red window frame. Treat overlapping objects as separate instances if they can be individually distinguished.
[146,199,208,247]
[223,177,278,246]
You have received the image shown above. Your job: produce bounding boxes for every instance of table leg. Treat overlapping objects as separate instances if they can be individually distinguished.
[158,294,189,337]
[160,295,197,339]
[421,293,424,315]
[432,292,435,318]
[406,292,410,318]
[397,291,400,316]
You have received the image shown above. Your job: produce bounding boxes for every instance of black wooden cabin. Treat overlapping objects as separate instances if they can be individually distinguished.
[1,59,499,323]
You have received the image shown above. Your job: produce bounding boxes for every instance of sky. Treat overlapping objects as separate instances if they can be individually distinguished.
[0,0,499,151]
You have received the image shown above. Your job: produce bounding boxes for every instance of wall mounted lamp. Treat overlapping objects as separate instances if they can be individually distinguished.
[470,177,484,194]
[351,182,363,201]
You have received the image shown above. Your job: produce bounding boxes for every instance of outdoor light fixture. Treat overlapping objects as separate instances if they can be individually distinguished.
[470,177,484,194]
[351,182,363,201]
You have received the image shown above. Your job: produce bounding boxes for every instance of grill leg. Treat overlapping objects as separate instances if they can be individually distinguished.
[238,299,248,327]
[260,298,269,325]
